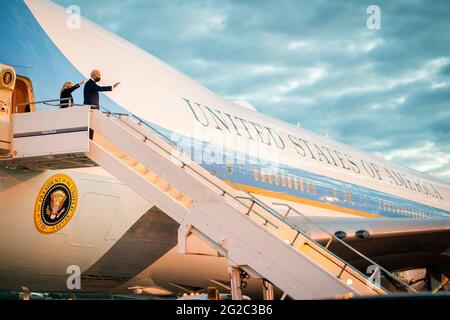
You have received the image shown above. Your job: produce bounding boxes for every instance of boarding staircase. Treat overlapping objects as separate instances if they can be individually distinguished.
[0,106,416,299]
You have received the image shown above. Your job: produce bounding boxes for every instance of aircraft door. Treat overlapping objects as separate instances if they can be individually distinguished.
[0,64,15,152]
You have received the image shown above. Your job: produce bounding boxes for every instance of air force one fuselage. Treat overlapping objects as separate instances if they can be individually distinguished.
[0,0,449,296]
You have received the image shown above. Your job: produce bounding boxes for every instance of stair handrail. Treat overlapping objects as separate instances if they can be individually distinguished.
[98,107,416,294]
[253,197,416,293]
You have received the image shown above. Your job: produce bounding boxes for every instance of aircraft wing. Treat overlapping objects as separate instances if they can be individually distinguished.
[288,216,450,272]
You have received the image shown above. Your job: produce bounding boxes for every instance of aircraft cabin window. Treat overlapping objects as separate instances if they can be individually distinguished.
[253,167,260,181]
[347,193,353,203]
[333,189,339,201]
[312,184,317,195]
[261,173,267,183]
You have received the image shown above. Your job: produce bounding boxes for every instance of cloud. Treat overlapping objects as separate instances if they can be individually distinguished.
[55,0,450,182]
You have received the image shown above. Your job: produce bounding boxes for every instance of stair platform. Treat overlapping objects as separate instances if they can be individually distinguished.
[0,106,96,170]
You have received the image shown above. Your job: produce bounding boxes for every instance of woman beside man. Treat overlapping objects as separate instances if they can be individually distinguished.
[60,79,85,108]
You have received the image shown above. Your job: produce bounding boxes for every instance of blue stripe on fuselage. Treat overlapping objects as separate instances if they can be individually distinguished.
[159,128,450,219]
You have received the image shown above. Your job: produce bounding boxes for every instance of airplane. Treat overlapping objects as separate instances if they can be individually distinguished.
[0,0,449,299]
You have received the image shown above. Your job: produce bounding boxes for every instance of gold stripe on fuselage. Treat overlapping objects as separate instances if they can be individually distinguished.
[225,181,383,219]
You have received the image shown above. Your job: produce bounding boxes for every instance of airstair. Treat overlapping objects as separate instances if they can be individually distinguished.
[0,106,416,299]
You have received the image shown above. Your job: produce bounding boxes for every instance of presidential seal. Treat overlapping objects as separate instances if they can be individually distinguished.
[34,174,78,234]
[2,70,13,86]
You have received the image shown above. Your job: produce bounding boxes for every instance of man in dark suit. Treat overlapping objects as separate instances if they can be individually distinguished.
[84,70,120,139]
[83,69,120,109]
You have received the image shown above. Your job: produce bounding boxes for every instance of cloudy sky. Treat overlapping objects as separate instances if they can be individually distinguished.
[55,0,450,183]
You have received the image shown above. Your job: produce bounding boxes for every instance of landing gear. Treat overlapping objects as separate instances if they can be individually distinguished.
[229,265,275,300]
[262,279,274,300]
[229,266,243,300]
[426,267,449,293]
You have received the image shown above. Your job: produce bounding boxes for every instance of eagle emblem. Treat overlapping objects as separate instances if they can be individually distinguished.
[46,189,67,220]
